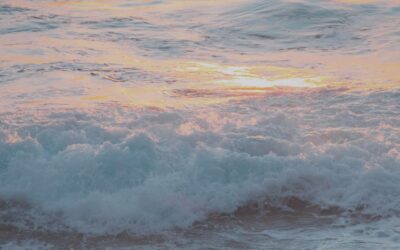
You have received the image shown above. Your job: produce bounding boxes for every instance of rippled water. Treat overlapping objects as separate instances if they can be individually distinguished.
[1,0,400,249]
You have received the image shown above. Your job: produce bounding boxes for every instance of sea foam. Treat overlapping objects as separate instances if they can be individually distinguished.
[0,88,399,234]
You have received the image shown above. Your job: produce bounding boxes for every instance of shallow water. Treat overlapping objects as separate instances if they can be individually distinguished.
[1,0,400,249]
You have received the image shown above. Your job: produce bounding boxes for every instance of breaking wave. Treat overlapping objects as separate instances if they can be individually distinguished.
[1,88,399,234]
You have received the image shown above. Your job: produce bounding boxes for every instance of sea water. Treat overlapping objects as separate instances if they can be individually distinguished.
[0,0,400,249]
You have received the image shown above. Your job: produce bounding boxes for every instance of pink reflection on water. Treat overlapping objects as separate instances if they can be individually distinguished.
[0,0,399,113]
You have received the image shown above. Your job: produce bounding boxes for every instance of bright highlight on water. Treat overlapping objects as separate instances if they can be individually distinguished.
[0,0,400,249]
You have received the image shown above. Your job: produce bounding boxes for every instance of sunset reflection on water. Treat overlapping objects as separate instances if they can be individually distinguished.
[1,0,399,112]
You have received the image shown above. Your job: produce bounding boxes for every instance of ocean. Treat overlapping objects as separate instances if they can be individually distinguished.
[0,0,400,249]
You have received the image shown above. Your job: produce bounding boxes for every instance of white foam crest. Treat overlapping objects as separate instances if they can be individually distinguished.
[0,89,399,234]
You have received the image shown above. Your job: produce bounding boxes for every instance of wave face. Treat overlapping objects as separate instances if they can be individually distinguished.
[1,0,400,248]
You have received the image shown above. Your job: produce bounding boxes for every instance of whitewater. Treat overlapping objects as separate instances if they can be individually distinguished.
[1,0,400,249]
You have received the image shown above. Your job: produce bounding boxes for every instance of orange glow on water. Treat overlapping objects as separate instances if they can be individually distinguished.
[1,0,399,112]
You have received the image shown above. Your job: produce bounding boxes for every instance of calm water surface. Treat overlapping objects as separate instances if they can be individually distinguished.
[0,0,400,249]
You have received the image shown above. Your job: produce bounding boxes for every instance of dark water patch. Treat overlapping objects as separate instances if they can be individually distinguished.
[0,62,172,86]
[0,14,69,34]
[0,5,30,15]
[211,1,353,51]
[204,0,398,54]
[83,17,154,30]
[1,23,58,34]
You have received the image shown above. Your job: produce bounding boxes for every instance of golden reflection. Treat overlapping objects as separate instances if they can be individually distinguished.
[219,77,316,88]
[1,26,398,111]
[187,63,318,89]
[1,0,399,112]
[0,56,323,111]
